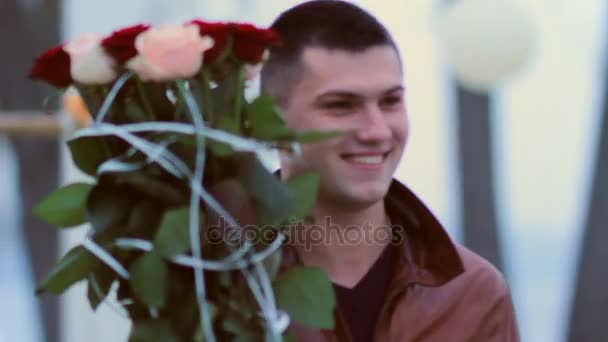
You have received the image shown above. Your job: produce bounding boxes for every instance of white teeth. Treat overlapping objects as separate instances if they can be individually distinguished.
[348,155,383,164]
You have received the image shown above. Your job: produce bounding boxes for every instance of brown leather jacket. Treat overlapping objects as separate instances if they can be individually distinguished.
[281,180,520,342]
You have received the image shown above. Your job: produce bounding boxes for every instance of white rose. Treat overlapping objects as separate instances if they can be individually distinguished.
[64,33,118,84]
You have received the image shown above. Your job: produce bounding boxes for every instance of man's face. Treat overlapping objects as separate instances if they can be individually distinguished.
[280,45,408,210]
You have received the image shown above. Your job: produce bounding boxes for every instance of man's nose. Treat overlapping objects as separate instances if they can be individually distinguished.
[356,105,392,142]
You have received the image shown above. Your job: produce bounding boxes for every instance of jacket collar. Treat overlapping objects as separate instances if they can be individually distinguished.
[278,174,465,287]
[385,179,464,287]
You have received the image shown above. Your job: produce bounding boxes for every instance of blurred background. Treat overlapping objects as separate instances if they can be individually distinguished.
[0,0,606,341]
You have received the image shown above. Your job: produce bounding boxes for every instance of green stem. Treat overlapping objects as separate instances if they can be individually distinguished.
[95,72,133,123]
[234,65,246,130]
[201,69,214,125]
[211,35,234,67]
[135,77,155,121]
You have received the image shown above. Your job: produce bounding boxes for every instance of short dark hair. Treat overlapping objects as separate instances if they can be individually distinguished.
[261,0,399,107]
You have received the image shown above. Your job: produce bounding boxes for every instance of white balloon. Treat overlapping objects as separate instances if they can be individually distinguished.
[436,0,537,92]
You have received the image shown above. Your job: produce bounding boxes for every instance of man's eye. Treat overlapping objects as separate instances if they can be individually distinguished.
[324,101,355,111]
[380,96,402,108]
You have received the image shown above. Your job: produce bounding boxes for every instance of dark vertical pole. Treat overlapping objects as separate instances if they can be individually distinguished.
[440,0,503,271]
[454,86,503,271]
[0,1,61,341]
[568,23,608,340]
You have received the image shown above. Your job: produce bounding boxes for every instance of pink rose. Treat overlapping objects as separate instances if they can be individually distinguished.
[126,25,214,82]
[64,33,118,84]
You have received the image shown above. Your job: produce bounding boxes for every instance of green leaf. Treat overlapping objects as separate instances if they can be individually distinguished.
[166,278,208,340]
[75,84,107,118]
[248,94,294,141]
[92,220,129,245]
[37,246,99,295]
[296,130,345,143]
[217,115,240,134]
[129,251,168,308]
[33,183,94,228]
[87,265,116,310]
[112,171,185,205]
[154,207,192,258]
[208,140,235,157]
[283,330,297,342]
[237,154,292,225]
[252,121,294,141]
[86,182,134,232]
[286,173,320,223]
[127,201,165,241]
[274,266,335,329]
[67,136,111,176]
[117,278,149,321]
[129,320,178,342]
[247,94,276,117]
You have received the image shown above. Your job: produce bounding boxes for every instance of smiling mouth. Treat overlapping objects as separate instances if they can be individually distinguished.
[342,152,390,167]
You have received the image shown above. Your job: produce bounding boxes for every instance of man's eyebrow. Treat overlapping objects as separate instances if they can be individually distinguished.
[313,85,405,104]
[383,85,405,95]
[318,85,405,98]
[315,91,361,100]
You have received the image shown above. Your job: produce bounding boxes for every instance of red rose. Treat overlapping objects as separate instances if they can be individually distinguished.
[189,20,280,64]
[232,23,280,63]
[189,20,230,64]
[29,44,72,88]
[101,24,150,64]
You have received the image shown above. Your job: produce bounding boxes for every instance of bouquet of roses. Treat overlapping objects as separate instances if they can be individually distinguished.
[29,19,337,341]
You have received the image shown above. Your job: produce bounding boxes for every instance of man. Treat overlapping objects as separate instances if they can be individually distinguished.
[261,1,519,341]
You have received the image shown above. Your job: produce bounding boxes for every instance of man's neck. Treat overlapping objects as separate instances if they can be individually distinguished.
[294,200,392,288]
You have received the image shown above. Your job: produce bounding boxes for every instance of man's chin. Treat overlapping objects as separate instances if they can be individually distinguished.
[340,182,391,207]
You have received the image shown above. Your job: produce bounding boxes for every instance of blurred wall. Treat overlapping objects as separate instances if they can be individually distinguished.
[0,1,61,341]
